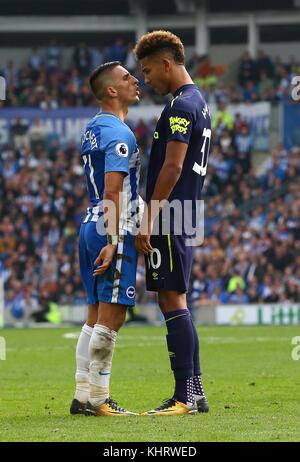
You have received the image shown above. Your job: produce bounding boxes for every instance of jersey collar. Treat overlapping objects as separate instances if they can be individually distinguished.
[172,83,196,97]
[97,111,119,118]
[95,111,126,124]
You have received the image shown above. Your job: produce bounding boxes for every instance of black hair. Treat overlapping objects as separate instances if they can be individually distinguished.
[89,61,121,100]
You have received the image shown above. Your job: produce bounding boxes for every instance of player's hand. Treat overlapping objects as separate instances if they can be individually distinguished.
[135,215,153,254]
[93,244,117,276]
[135,232,153,255]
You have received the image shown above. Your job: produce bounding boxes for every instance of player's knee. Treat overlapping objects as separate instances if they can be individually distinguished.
[111,311,126,331]
[86,313,97,327]
[158,292,173,311]
[98,310,126,332]
[87,303,98,327]
[158,291,187,313]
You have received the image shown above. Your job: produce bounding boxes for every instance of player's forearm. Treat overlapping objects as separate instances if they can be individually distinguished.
[148,163,182,218]
[103,190,122,237]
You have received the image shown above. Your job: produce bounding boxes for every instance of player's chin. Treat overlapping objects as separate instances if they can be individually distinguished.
[127,96,139,105]
[161,86,170,96]
[156,87,167,95]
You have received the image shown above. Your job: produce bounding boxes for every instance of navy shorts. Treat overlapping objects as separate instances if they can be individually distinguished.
[145,234,195,293]
[79,221,137,306]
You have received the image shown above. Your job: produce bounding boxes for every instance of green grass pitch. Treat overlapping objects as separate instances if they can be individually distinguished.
[0,325,300,442]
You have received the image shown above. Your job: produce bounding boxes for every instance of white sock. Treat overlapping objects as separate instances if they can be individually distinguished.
[74,323,93,403]
[88,324,117,408]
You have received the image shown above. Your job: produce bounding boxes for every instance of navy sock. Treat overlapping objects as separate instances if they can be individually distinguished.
[191,320,201,376]
[174,377,195,405]
[191,318,205,396]
[193,375,205,396]
[164,309,194,404]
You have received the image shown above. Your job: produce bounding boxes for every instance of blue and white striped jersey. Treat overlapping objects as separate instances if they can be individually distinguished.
[81,111,141,232]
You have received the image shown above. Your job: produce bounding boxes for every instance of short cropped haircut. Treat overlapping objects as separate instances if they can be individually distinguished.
[89,61,121,101]
[134,30,185,64]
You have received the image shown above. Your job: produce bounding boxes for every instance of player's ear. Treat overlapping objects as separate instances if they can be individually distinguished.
[106,85,118,98]
[162,58,171,73]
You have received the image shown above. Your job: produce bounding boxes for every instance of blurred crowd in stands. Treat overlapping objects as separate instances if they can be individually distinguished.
[198,50,300,105]
[189,142,300,307]
[1,106,299,323]
[1,39,299,108]
[0,40,299,323]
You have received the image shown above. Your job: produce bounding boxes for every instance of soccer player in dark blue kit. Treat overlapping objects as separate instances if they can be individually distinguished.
[134,31,210,415]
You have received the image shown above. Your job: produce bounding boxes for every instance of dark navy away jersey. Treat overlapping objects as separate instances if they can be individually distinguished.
[146,84,211,206]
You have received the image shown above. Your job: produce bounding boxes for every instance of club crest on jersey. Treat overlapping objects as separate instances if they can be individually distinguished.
[116,143,129,157]
[126,286,135,298]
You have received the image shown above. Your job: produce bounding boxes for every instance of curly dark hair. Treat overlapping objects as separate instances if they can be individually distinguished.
[134,30,185,64]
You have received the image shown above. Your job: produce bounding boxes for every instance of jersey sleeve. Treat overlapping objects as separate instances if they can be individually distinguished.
[166,97,194,144]
[102,125,133,176]
[81,123,102,155]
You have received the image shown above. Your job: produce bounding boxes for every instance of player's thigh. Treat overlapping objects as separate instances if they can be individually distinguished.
[145,234,194,293]
[85,220,107,261]
[97,233,138,307]
[78,222,106,304]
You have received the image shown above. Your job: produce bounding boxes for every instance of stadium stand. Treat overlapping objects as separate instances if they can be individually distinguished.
[1,108,299,322]
[1,0,300,324]
[1,43,300,108]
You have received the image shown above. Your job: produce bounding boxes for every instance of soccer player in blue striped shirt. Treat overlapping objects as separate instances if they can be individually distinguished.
[70,62,141,416]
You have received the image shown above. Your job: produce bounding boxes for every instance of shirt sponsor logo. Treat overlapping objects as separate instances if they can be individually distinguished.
[116,143,129,157]
[169,116,190,135]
